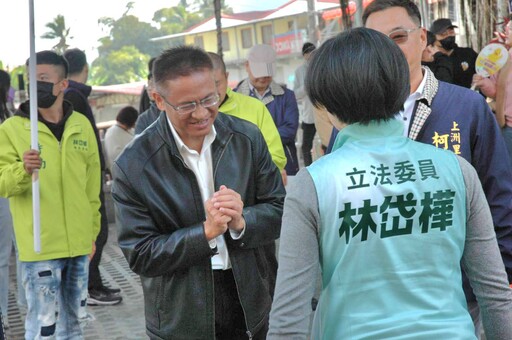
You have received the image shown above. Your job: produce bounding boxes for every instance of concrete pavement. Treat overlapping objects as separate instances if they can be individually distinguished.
[5,223,148,340]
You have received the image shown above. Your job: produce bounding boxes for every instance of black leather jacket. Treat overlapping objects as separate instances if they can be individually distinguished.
[112,112,285,339]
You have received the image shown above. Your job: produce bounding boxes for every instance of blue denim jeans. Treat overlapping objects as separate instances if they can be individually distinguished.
[21,256,89,340]
[0,197,14,317]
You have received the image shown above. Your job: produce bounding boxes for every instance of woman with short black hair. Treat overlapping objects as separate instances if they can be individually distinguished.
[267,27,512,339]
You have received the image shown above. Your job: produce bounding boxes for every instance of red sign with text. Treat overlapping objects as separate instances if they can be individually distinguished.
[273,31,303,56]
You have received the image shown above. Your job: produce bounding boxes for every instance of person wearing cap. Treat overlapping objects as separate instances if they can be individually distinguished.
[294,42,317,166]
[236,44,300,177]
[207,52,287,173]
[430,18,478,88]
[421,30,453,83]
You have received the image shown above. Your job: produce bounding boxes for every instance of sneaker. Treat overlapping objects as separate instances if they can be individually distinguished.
[102,286,121,295]
[87,287,123,306]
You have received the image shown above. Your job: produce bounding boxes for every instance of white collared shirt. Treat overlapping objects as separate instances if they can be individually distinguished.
[166,116,232,270]
[398,71,428,137]
[249,82,271,101]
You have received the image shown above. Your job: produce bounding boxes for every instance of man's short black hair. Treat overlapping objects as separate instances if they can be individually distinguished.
[147,57,156,80]
[302,42,316,55]
[363,0,422,27]
[426,30,436,46]
[26,50,69,79]
[153,46,213,89]
[116,106,138,128]
[207,52,227,73]
[64,48,87,75]
[306,27,410,125]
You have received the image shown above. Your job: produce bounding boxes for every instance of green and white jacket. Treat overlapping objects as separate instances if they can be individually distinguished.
[0,101,101,262]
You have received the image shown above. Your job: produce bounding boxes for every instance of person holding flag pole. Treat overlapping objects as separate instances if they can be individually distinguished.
[0,3,101,337]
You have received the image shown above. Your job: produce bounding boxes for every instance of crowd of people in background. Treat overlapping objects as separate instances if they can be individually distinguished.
[2,0,512,338]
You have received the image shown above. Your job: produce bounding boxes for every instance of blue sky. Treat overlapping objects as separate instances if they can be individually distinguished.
[0,0,289,68]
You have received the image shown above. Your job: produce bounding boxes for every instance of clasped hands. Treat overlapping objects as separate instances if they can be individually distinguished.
[204,185,245,241]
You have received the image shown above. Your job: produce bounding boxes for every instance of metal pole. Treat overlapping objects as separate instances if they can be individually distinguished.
[28,0,41,253]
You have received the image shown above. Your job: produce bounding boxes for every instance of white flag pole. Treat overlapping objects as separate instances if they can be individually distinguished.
[28,0,41,253]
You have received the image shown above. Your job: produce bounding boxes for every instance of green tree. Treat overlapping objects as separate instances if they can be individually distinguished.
[152,5,202,35]
[89,45,149,85]
[91,2,162,85]
[193,0,233,18]
[97,14,161,58]
[41,15,73,54]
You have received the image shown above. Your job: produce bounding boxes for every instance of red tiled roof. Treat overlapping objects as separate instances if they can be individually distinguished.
[187,0,341,32]
[223,10,274,21]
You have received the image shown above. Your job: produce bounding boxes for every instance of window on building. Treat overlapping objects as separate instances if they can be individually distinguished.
[194,36,204,49]
[222,32,230,52]
[241,28,253,49]
[261,25,273,45]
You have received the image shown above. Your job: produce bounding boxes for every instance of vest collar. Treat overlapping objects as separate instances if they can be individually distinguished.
[332,119,404,152]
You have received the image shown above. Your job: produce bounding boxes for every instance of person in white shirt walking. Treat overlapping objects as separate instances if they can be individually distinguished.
[104,106,138,174]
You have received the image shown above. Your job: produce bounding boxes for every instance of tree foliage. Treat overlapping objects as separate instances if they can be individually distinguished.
[89,1,162,85]
[97,14,161,58]
[38,1,234,86]
[90,45,149,85]
[41,14,73,54]
[153,6,202,36]
[192,0,233,18]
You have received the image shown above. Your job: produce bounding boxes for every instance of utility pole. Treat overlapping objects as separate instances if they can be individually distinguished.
[339,0,352,30]
[307,0,318,43]
[214,0,223,58]
[353,0,363,27]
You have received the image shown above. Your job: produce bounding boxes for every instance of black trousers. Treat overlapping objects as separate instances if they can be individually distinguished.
[301,122,316,167]
[0,311,5,340]
[88,187,108,290]
[213,269,267,340]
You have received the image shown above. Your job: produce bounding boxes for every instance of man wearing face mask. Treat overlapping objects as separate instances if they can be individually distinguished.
[430,18,478,88]
[0,50,101,339]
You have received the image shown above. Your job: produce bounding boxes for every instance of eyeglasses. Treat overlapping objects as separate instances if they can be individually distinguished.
[158,93,220,116]
[387,27,421,44]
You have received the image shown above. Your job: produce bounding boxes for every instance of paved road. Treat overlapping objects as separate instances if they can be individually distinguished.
[5,223,148,340]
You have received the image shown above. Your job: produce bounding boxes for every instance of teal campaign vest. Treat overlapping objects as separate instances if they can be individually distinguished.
[308,119,475,339]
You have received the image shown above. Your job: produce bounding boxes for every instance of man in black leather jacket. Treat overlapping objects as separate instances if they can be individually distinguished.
[111,46,285,340]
